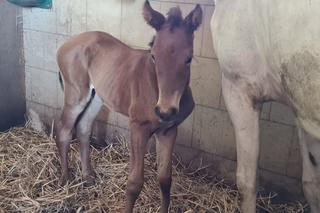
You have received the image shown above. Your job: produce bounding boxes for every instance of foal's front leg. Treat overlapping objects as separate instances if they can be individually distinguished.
[124,122,150,213]
[155,127,177,213]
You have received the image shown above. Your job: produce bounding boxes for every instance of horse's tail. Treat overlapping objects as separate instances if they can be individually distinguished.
[58,72,64,90]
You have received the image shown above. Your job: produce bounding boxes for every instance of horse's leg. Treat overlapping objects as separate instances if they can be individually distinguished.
[222,75,261,213]
[76,93,103,186]
[155,127,177,213]
[56,83,90,185]
[124,122,150,213]
[298,127,320,212]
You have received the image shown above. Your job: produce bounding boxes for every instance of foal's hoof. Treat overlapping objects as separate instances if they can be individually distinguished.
[90,138,108,149]
[83,175,96,187]
[59,174,70,186]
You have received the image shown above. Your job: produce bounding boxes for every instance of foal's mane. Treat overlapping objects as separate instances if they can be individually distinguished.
[166,7,183,30]
[148,7,184,48]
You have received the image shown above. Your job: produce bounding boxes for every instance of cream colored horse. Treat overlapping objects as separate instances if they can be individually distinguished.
[211,0,320,212]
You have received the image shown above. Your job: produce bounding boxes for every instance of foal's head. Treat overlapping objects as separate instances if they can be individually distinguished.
[143,0,202,123]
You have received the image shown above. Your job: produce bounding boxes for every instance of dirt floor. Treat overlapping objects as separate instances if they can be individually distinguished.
[0,127,308,212]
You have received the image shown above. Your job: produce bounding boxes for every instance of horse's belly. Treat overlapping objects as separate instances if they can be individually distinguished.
[256,1,320,139]
[213,0,320,139]
[280,51,320,140]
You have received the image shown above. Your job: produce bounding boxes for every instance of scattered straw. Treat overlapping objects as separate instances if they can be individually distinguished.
[0,127,308,212]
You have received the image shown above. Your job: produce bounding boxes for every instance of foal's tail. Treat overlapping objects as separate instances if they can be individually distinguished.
[58,70,96,113]
[58,72,95,99]
[58,71,96,127]
[58,72,64,90]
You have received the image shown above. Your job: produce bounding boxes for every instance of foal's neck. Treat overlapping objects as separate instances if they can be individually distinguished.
[141,50,158,91]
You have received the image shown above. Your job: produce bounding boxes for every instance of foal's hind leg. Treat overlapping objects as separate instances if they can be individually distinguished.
[76,93,103,186]
[56,84,90,185]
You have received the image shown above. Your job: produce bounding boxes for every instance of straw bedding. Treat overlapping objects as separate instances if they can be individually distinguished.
[0,127,308,212]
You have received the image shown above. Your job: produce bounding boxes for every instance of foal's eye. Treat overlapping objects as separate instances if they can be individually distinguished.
[151,55,155,63]
[186,57,192,65]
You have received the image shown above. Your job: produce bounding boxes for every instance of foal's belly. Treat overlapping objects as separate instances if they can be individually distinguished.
[88,67,131,116]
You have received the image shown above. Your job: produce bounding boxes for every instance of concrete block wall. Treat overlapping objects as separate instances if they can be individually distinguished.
[22,0,303,197]
[0,1,25,130]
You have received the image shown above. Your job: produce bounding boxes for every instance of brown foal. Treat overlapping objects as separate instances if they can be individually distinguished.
[55,1,202,212]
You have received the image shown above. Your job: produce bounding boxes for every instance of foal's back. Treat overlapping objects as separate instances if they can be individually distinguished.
[57,31,152,115]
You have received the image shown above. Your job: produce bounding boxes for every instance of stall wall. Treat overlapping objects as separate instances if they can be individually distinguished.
[23,0,302,198]
[0,1,25,131]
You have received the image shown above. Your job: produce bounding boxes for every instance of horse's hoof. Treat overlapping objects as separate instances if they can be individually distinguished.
[83,175,96,187]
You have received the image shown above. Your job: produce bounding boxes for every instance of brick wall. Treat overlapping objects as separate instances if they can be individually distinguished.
[23,0,303,198]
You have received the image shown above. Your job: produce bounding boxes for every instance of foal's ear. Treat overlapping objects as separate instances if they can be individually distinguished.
[183,4,203,32]
[143,0,165,31]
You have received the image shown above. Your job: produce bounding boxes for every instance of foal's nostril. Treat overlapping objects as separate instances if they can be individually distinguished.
[154,106,161,117]
[154,106,178,121]
[168,107,177,117]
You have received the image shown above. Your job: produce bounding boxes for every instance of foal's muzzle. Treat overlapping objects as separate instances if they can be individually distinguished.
[154,106,178,122]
